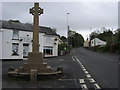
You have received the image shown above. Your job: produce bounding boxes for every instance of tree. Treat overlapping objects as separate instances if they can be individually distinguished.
[90,32,98,40]
[58,43,67,51]
[58,36,67,55]
[68,30,84,48]
[90,29,113,43]
[116,29,120,54]
[60,36,67,40]
[89,28,119,53]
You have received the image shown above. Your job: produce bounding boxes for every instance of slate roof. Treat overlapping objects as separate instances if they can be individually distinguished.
[0,20,57,35]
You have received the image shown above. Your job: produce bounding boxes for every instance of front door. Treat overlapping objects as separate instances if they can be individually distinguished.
[23,44,29,58]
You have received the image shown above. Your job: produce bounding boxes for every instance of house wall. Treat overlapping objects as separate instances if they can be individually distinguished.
[19,31,32,59]
[39,33,44,53]
[53,36,58,56]
[91,38,107,47]
[43,35,58,57]
[2,29,13,59]
[84,40,89,47]
[0,30,2,59]
[1,28,59,60]
[91,39,95,46]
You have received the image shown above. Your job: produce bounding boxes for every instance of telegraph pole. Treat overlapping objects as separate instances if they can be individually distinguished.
[89,27,92,47]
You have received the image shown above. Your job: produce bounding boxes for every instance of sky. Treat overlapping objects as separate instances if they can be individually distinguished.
[0,0,119,40]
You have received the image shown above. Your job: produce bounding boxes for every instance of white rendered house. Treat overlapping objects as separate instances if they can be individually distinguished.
[0,20,61,60]
[91,38,107,47]
[84,38,89,47]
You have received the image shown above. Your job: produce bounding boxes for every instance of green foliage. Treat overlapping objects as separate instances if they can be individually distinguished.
[90,29,120,54]
[90,32,98,40]
[58,43,67,51]
[60,36,67,40]
[97,30,113,43]
[72,33,84,47]
[90,30,113,43]
[116,29,120,54]
[68,30,84,48]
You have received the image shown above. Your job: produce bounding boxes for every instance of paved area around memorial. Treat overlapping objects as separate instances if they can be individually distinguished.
[2,47,119,89]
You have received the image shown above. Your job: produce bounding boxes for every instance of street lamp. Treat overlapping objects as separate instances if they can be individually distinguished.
[67,13,70,31]
[67,13,70,52]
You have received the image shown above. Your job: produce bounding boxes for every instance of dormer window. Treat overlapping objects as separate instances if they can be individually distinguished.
[12,30,19,40]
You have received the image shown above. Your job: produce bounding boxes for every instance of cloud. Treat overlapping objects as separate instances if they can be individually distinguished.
[2,2,118,39]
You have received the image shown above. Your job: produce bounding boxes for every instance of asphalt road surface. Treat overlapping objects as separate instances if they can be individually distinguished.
[2,47,119,89]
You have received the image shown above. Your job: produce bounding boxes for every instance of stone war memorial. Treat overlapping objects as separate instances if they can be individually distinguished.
[8,3,62,81]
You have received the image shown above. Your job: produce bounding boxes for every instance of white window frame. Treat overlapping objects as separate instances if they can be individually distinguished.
[12,43,19,56]
[43,46,53,56]
[12,30,19,40]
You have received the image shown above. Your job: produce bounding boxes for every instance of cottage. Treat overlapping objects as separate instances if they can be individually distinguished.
[0,20,62,60]
[91,38,107,47]
[84,38,89,47]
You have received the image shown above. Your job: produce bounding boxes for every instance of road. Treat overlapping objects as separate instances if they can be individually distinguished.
[73,47,118,88]
[2,47,119,89]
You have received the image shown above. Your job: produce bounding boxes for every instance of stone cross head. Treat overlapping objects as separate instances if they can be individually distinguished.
[30,3,43,16]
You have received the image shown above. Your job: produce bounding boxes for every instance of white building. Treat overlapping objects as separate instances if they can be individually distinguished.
[91,38,107,47]
[0,20,62,60]
[84,38,89,47]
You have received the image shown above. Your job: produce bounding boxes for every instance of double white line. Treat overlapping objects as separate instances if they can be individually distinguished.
[79,79,88,89]
[72,56,101,89]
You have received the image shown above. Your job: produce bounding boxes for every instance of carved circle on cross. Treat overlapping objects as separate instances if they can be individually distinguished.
[30,7,43,16]
[30,7,35,15]
[38,7,43,15]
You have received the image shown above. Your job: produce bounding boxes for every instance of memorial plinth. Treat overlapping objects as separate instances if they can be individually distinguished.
[8,3,62,81]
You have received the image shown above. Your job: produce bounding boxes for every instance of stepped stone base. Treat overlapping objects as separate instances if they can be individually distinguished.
[8,52,63,81]
[17,52,53,74]
[8,52,62,77]
[17,63,52,73]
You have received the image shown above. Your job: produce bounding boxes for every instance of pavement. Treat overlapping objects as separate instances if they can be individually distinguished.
[2,47,119,89]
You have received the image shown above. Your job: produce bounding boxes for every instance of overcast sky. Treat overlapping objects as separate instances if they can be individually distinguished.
[1,1,119,40]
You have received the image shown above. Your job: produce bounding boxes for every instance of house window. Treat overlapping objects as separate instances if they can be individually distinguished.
[23,44,29,58]
[43,46,53,55]
[12,30,19,40]
[12,43,19,55]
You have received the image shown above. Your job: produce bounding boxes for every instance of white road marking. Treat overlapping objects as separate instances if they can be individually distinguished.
[80,64,83,66]
[72,56,75,61]
[81,65,84,67]
[89,78,95,83]
[93,83,101,89]
[79,79,85,84]
[83,68,86,71]
[74,56,82,65]
[81,84,88,89]
[81,67,85,69]
[86,74,91,78]
[74,56,101,89]
[84,71,89,74]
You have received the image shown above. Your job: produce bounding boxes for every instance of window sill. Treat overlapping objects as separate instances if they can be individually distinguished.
[23,56,28,58]
[11,54,19,56]
[12,39,19,40]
